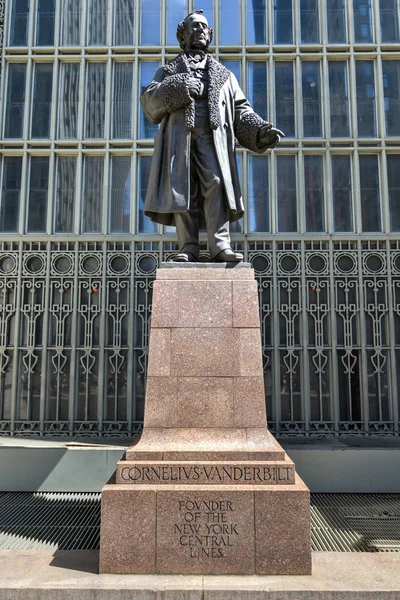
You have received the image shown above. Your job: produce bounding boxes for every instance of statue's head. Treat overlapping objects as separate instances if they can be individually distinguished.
[177,10,213,52]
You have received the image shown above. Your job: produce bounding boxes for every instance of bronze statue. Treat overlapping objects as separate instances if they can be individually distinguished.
[140,10,284,262]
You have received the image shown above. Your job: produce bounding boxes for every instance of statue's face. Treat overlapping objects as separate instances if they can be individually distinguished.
[184,14,211,51]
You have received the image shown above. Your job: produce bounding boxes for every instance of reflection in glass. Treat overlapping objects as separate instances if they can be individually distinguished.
[302,62,322,137]
[387,155,400,231]
[113,63,133,139]
[356,60,376,137]
[221,61,241,85]
[359,155,381,232]
[248,155,269,232]
[275,62,295,137]
[113,0,134,45]
[382,61,400,136]
[36,0,56,45]
[32,64,53,138]
[353,0,373,43]
[82,156,104,233]
[10,0,29,46]
[247,0,266,45]
[277,155,297,232]
[221,0,240,45]
[379,0,400,42]
[327,0,346,43]
[85,63,106,139]
[300,0,319,44]
[248,62,267,121]
[140,62,160,139]
[110,156,131,233]
[329,61,350,137]
[138,156,157,233]
[87,0,108,45]
[304,155,324,232]
[58,63,80,139]
[27,157,50,232]
[274,0,293,44]
[0,157,23,232]
[5,64,26,139]
[55,157,76,233]
[332,155,353,232]
[194,0,213,28]
[167,0,186,45]
[141,0,160,45]
[61,0,82,45]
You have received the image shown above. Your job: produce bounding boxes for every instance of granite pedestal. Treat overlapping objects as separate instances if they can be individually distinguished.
[99,263,311,575]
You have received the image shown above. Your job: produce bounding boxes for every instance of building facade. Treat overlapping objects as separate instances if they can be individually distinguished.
[0,0,400,440]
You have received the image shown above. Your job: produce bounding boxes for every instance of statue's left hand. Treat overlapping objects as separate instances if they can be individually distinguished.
[258,125,285,149]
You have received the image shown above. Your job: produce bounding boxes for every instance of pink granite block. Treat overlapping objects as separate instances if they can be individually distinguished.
[246,428,286,461]
[143,377,179,428]
[157,268,227,281]
[170,328,240,377]
[255,476,312,575]
[176,377,234,428]
[224,268,255,280]
[233,377,266,427]
[147,329,170,376]
[156,490,255,574]
[239,329,263,376]
[150,281,180,328]
[99,486,156,574]
[178,281,232,328]
[233,280,260,328]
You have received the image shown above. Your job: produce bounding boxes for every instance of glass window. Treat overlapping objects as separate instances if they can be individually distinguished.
[353,0,373,43]
[4,64,26,139]
[139,62,160,139]
[277,155,297,232]
[359,155,381,232]
[247,61,268,121]
[248,155,269,232]
[10,0,29,46]
[275,62,295,137]
[247,0,266,45]
[31,63,53,138]
[85,62,107,139]
[140,0,161,45]
[167,0,186,46]
[387,155,400,231]
[82,156,104,233]
[87,0,108,45]
[379,0,400,42]
[0,157,23,232]
[356,60,376,137]
[221,0,240,45]
[221,61,241,85]
[304,155,324,232]
[382,61,400,136]
[194,0,213,28]
[329,61,350,137]
[112,62,133,139]
[274,0,293,44]
[58,63,80,139]
[109,156,131,233]
[302,62,322,137]
[54,156,76,233]
[332,155,353,232]
[138,156,157,233]
[300,0,319,44]
[61,0,82,46]
[327,0,347,43]
[36,0,56,46]
[27,157,50,232]
[113,0,134,45]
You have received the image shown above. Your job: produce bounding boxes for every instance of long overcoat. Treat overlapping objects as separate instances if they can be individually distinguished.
[140,53,272,226]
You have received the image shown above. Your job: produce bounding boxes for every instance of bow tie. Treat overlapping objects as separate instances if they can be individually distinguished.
[185,51,206,63]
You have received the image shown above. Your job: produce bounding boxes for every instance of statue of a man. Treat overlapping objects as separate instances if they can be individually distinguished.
[140,10,284,263]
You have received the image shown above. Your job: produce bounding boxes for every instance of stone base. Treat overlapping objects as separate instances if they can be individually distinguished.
[99,475,311,575]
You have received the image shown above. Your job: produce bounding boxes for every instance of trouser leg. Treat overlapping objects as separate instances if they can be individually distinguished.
[174,210,199,260]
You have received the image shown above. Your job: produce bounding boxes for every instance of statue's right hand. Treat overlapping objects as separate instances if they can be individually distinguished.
[187,77,202,98]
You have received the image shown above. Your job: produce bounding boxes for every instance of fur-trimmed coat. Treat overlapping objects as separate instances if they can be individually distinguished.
[140,53,273,226]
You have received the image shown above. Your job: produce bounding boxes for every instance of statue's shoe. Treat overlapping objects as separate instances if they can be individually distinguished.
[174,252,199,262]
[213,249,244,262]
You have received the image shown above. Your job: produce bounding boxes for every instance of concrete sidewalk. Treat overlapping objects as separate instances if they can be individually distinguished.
[0,550,399,599]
